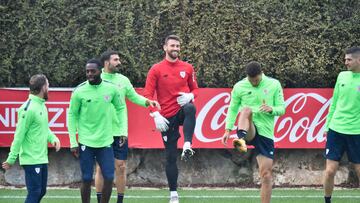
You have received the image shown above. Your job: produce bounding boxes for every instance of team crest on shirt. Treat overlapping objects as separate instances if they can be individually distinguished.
[35,167,40,174]
[180,71,186,78]
[263,89,269,95]
[104,95,111,102]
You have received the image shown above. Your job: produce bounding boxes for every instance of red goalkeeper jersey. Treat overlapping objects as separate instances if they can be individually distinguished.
[143,59,199,118]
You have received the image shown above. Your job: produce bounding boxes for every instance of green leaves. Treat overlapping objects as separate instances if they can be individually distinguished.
[1,0,359,87]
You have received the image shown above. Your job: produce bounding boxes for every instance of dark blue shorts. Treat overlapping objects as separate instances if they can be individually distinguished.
[112,136,128,160]
[78,143,114,182]
[247,126,274,160]
[325,129,360,163]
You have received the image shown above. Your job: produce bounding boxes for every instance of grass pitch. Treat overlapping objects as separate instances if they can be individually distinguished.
[0,187,359,203]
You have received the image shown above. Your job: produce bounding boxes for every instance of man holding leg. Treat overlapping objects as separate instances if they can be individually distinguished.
[222,61,285,203]
[143,35,199,203]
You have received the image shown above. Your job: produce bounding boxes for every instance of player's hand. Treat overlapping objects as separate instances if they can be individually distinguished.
[70,147,79,158]
[2,162,11,170]
[177,92,194,106]
[146,100,161,110]
[119,136,127,147]
[221,130,231,146]
[151,111,169,132]
[323,131,328,137]
[53,140,61,152]
[259,99,272,113]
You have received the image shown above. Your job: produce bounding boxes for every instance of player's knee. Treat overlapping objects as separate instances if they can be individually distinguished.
[241,107,252,117]
[183,103,196,115]
[82,173,93,182]
[260,169,272,183]
[101,169,115,181]
[324,167,337,178]
[115,161,126,174]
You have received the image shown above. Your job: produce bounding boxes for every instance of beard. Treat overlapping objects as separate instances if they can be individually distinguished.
[88,74,102,85]
[167,50,179,60]
[43,91,48,101]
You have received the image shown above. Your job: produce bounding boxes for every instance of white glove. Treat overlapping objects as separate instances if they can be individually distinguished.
[150,111,169,132]
[176,92,194,106]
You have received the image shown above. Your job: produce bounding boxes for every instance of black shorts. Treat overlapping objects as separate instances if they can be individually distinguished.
[325,129,360,163]
[247,126,275,160]
[112,136,128,160]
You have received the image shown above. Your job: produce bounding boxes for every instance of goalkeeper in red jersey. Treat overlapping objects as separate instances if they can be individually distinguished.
[143,35,199,203]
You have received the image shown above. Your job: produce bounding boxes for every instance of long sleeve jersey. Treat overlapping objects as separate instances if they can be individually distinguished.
[101,70,148,137]
[325,71,360,135]
[67,80,124,148]
[6,94,59,165]
[225,74,285,140]
[143,59,199,118]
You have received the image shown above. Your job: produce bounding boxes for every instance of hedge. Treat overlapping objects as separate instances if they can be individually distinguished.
[1,0,359,88]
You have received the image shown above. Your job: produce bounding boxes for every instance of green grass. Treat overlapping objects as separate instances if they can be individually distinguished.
[0,188,359,203]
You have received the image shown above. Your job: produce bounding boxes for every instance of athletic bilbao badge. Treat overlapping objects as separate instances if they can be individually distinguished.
[104,95,110,102]
[35,168,40,174]
[180,71,186,78]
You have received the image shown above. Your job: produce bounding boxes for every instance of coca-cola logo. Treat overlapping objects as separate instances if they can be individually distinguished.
[195,92,331,146]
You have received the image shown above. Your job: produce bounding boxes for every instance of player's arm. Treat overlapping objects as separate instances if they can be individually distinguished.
[324,75,340,131]
[225,86,241,131]
[112,88,127,137]
[67,91,80,148]
[124,78,149,107]
[47,128,60,152]
[187,66,199,98]
[143,67,160,112]
[269,81,285,116]
[222,86,241,145]
[5,109,33,166]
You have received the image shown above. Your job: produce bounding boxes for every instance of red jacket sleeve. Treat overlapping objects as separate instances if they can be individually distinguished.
[188,65,199,98]
[143,66,158,112]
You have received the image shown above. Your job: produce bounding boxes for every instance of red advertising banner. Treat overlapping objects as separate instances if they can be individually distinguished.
[0,88,333,149]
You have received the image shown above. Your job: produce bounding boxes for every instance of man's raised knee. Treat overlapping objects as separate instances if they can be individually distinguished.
[241,107,253,117]
[183,103,196,114]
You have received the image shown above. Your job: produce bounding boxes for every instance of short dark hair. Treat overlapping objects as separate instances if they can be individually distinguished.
[100,50,118,64]
[29,74,47,95]
[246,61,262,77]
[164,35,180,45]
[86,58,103,69]
[345,47,360,57]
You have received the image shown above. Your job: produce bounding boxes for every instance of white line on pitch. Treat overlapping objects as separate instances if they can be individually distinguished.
[0,195,359,199]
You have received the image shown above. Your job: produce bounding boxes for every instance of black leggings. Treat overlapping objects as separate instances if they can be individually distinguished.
[161,103,196,191]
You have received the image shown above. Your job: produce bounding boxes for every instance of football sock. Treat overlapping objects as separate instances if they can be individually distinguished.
[236,129,247,139]
[324,196,331,203]
[96,192,102,203]
[117,193,124,203]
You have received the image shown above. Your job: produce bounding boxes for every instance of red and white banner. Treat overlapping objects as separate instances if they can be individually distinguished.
[0,88,333,149]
